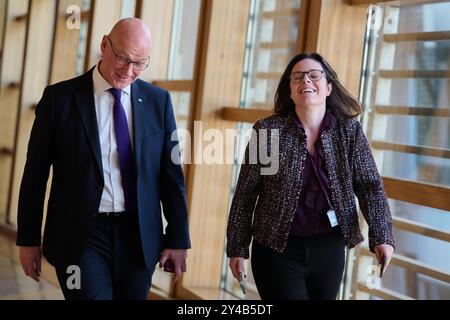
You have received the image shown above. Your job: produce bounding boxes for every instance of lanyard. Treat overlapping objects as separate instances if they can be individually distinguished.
[308,148,334,210]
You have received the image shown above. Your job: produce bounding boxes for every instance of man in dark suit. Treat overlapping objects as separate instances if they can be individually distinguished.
[16,18,190,299]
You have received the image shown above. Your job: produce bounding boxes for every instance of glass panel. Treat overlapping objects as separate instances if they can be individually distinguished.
[240,0,302,109]
[120,0,136,18]
[384,2,450,34]
[382,115,450,149]
[374,78,450,108]
[76,0,92,75]
[380,40,450,71]
[222,122,258,299]
[354,2,450,300]
[169,91,190,169]
[389,199,450,230]
[222,0,303,299]
[170,91,190,131]
[381,151,449,186]
[167,0,201,80]
[379,264,450,299]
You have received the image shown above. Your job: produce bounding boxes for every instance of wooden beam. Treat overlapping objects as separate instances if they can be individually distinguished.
[383,177,450,212]
[375,105,450,117]
[259,41,295,49]
[0,148,13,156]
[262,8,298,18]
[384,31,450,42]
[392,216,450,243]
[7,82,20,89]
[349,0,449,6]
[64,10,89,21]
[14,13,27,22]
[372,141,450,159]
[152,80,193,92]
[0,223,16,241]
[220,107,273,123]
[255,71,281,79]
[379,70,450,78]
[356,283,414,300]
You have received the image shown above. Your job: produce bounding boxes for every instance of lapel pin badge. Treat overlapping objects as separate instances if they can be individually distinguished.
[138,98,143,103]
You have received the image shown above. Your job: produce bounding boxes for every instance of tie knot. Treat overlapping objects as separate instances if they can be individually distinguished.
[108,87,122,101]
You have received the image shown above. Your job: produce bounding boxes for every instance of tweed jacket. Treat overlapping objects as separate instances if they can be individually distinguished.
[226,113,394,259]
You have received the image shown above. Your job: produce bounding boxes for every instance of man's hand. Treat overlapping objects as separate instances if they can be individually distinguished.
[19,246,41,282]
[159,249,188,283]
[229,257,245,280]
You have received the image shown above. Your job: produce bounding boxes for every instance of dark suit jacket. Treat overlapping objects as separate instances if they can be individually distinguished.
[16,68,191,269]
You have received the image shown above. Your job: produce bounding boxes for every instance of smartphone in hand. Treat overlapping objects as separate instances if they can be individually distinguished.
[164,259,175,273]
[379,256,386,278]
[238,271,247,295]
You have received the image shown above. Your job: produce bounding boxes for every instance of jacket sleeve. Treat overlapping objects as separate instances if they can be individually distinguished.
[159,91,191,249]
[16,86,54,246]
[352,120,394,253]
[226,121,262,258]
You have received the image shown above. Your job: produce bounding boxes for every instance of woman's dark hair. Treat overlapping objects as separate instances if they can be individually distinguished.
[274,52,361,119]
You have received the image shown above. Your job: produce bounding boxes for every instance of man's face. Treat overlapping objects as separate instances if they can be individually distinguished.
[99,35,150,89]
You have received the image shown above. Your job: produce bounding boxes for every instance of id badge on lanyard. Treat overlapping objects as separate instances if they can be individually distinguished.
[310,151,338,227]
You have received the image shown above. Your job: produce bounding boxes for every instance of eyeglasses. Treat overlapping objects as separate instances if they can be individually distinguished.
[290,70,325,83]
[106,36,149,71]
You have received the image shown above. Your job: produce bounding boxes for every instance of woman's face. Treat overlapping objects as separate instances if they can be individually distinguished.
[289,58,332,109]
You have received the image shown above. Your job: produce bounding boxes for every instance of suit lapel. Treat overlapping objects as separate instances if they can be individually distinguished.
[131,81,146,174]
[75,69,103,175]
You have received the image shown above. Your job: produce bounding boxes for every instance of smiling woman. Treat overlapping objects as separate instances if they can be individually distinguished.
[226,52,394,300]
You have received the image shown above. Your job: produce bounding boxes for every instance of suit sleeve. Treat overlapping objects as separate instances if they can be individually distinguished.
[16,86,54,246]
[159,91,191,249]
[352,120,394,253]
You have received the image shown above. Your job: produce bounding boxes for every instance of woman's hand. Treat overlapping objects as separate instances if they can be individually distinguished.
[229,257,245,280]
[374,244,394,274]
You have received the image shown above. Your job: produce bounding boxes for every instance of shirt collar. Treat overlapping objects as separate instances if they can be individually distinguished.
[291,110,336,133]
[92,62,131,96]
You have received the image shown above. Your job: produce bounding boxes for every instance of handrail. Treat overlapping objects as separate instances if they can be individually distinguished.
[379,70,450,78]
[372,141,450,159]
[375,105,450,117]
[392,216,450,243]
[384,31,450,42]
[383,177,450,212]
[356,283,414,300]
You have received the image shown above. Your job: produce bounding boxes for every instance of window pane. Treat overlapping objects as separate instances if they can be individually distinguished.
[382,115,450,149]
[167,0,201,80]
[353,2,450,300]
[240,0,302,109]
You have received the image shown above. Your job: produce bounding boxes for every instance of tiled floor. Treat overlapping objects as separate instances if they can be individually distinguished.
[0,233,63,300]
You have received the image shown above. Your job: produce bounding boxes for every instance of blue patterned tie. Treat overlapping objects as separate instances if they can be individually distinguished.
[109,88,137,213]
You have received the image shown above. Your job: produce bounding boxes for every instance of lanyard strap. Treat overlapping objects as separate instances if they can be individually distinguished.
[308,150,334,210]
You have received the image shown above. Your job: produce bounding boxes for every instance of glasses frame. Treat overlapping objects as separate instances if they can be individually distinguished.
[106,36,150,71]
[290,69,325,83]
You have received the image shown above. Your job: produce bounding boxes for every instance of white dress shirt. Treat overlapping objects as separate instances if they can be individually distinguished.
[92,64,133,213]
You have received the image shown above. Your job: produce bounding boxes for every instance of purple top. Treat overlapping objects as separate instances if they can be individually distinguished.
[290,111,336,236]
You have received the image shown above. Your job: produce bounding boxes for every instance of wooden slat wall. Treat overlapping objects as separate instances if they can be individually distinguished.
[50,0,85,83]
[86,0,121,69]
[314,0,367,98]
[181,0,250,291]
[0,0,29,223]
[8,0,56,225]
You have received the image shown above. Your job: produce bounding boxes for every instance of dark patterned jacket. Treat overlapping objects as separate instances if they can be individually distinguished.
[226,113,394,258]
